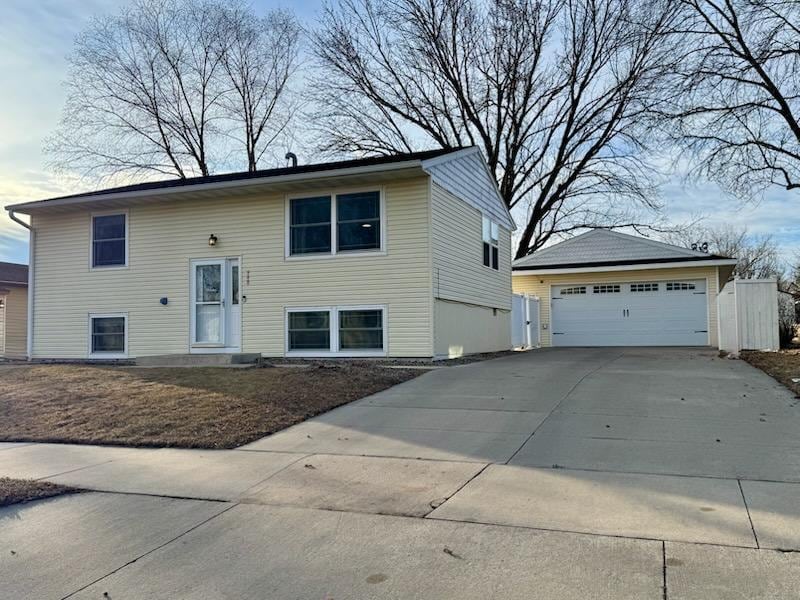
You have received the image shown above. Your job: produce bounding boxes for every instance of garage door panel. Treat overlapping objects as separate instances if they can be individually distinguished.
[551,280,708,347]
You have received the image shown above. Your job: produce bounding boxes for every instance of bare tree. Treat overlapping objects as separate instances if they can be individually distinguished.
[47,0,301,181]
[664,223,782,279]
[216,6,302,172]
[312,0,681,258]
[662,0,800,197]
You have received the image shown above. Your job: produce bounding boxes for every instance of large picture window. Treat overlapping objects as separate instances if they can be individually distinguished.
[288,190,383,257]
[89,314,127,357]
[482,216,499,270]
[286,306,386,355]
[92,213,127,267]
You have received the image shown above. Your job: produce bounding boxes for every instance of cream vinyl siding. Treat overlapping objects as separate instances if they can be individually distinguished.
[431,183,512,310]
[434,299,510,358]
[31,177,433,358]
[513,266,721,347]
[1,286,28,358]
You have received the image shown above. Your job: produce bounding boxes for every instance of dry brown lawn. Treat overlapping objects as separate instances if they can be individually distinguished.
[741,350,800,396]
[0,364,420,449]
[0,477,79,507]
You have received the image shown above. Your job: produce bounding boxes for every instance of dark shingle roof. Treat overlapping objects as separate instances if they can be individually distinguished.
[7,148,464,210]
[0,262,28,285]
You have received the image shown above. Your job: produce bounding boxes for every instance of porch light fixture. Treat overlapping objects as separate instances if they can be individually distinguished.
[208,233,218,246]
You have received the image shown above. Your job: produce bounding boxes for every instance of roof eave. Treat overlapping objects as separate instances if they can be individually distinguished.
[512,257,738,276]
[5,160,428,214]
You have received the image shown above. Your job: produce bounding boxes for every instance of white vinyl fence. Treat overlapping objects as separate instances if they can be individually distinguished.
[512,293,539,349]
[717,279,780,354]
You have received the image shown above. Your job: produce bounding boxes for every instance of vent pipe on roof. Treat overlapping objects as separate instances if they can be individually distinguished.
[285,152,297,168]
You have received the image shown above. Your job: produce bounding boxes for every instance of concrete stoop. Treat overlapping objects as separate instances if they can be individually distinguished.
[134,353,261,367]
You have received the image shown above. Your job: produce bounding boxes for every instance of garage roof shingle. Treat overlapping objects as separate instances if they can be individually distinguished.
[513,229,729,271]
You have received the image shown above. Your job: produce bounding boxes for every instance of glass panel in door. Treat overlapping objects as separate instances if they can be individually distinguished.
[194,262,224,344]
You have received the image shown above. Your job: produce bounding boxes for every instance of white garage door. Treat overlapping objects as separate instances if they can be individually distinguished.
[551,279,708,346]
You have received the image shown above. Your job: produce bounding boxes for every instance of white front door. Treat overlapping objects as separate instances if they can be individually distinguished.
[192,260,226,346]
[191,259,241,351]
[551,279,708,346]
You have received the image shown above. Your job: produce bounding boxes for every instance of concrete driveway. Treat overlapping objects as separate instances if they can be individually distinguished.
[2,348,800,599]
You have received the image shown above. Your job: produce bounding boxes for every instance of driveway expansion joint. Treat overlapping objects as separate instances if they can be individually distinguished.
[737,479,761,549]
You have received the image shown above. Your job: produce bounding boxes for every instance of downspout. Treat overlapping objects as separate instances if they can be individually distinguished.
[7,210,33,360]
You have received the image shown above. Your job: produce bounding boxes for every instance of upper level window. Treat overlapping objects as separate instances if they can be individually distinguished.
[289,190,383,257]
[337,191,380,251]
[290,196,332,255]
[92,213,127,268]
[482,216,499,270]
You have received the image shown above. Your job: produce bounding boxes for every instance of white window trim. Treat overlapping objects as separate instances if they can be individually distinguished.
[481,214,500,271]
[89,209,129,270]
[284,187,387,260]
[284,304,388,357]
[88,312,128,359]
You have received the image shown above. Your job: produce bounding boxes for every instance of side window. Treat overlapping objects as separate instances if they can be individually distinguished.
[290,196,332,255]
[92,214,126,267]
[482,216,499,270]
[337,191,381,252]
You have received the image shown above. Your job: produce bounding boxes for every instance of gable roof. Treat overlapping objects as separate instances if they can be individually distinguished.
[513,229,735,271]
[4,148,512,229]
[0,261,28,286]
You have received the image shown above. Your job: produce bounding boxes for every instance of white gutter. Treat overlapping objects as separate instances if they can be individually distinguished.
[6,210,33,359]
[512,258,739,276]
[5,160,426,213]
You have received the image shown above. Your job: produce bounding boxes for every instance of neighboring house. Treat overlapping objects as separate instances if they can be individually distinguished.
[0,261,28,359]
[5,148,514,361]
[512,230,737,347]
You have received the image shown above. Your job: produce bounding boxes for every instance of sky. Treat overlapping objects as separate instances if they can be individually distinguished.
[0,0,798,267]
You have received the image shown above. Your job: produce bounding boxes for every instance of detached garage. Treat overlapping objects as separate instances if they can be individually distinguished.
[512,230,737,348]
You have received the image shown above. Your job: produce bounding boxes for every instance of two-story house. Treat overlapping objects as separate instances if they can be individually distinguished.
[6,147,515,361]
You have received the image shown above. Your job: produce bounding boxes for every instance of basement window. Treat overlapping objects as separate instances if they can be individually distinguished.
[286,306,386,356]
[89,313,127,358]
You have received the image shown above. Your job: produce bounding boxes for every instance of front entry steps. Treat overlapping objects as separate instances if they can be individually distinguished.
[135,353,261,367]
